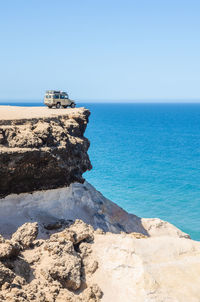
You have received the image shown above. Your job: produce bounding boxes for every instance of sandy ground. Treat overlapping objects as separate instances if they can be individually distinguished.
[0,106,84,120]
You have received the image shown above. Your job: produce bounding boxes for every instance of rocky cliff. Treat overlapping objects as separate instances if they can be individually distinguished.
[0,181,189,240]
[0,220,103,302]
[1,221,200,302]
[0,106,91,197]
[0,106,190,240]
[0,106,199,302]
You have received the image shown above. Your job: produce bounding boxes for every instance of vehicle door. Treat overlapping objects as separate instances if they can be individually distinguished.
[60,94,65,105]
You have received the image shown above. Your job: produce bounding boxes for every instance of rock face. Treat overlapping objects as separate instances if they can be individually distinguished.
[0,181,189,239]
[0,106,91,198]
[0,105,198,301]
[0,220,199,302]
[0,221,102,302]
[92,233,200,302]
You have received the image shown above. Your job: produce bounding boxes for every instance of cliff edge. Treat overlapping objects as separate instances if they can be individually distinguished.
[1,105,199,302]
[0,106,190,239]
[0,106,91,197]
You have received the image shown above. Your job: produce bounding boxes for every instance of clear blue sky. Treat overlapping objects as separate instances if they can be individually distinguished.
[0,0,200,102]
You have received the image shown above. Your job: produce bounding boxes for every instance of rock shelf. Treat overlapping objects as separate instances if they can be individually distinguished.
[0,106,91,197]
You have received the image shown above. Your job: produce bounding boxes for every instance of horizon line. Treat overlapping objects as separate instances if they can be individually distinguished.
[1,98,200,104]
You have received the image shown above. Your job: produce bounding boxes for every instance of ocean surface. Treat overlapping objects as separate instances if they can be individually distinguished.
[1,102,200,240]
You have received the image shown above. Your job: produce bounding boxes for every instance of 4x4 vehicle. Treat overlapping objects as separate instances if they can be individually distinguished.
[44,90,76,109]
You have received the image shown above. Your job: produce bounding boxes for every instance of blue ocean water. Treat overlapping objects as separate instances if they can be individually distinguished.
[1,102,200,240]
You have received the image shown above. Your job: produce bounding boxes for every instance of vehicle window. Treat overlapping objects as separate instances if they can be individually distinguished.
[54,95,59,99]
[60,95,64,99]
[46,95,49,98]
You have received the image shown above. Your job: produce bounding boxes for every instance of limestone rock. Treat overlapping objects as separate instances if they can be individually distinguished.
[68,219,94,244]
[11,223,38,249]
[44,238,75,256]
[0,181,190,239]
[0,221,101,301]
[81,284,103,302]
[0,233,20,260]
[1,219,200,301]
[127,232,148,239]
[42,254,82,290]
[92,233,200,302]
[142,217,190,238]
[0,263,15,287]
[0,242,19,260]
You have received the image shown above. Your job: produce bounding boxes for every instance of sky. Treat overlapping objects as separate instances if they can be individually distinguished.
[0,0,200,102]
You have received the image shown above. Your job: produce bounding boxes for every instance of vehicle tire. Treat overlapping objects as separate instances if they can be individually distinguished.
[48,106,52,109]
[70,103,75,108]
[56,102,61,109]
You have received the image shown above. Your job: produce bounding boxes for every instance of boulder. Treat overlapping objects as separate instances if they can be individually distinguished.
[11,223,38,249]
[0,263,15,287]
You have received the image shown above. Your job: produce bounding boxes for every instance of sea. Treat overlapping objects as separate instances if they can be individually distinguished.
[1,102,200,240]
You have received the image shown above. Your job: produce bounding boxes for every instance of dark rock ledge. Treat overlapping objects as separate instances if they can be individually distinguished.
[0,106,92,198]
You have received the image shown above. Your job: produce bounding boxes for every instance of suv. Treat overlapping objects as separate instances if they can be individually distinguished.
[44,90,76,109]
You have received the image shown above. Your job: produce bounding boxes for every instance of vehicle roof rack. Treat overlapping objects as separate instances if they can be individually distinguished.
[46,90,68,94]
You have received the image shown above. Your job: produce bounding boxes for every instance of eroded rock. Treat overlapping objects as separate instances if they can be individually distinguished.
[0,263,15,287]
[42,254,82,290]
[11,223,38,249]
[0,221,102,301]
[0,240,20,260]
[0,107,91,198]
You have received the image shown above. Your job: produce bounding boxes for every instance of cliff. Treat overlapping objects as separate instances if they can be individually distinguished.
[0,106,91,197]
[0,180,190,239]
[0,106,190,239]
[1,221,200,302]
[0,105,199,302]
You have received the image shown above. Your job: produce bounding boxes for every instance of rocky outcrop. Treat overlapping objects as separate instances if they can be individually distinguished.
[0,106,189,239]
[93,233,200,302]
[0,181,189,239]
[0,105,198,301]
[0,107,91,197]
[11,223,38,249]
[0,220,199,302]
[0,220,102,302]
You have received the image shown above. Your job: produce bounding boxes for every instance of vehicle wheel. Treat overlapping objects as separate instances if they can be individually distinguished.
[48,106,52,109]
[70,103,75,108]
[56,102,61,109]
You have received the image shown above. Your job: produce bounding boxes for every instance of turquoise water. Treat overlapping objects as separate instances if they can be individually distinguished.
[1,102,200,240]
[84,103,200,240]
